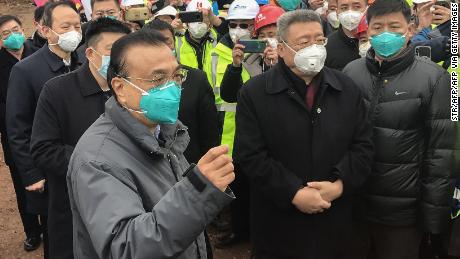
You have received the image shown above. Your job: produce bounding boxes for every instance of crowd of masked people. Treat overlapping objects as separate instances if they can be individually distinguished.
[0,0,459,258]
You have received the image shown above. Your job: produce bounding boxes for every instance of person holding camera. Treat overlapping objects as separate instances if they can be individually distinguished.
[175,0,223,86]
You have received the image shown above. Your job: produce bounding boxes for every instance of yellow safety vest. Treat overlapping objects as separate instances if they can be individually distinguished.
[213,42,250,154]
[175,30,218,87]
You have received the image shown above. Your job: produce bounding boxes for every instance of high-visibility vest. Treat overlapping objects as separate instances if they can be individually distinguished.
[212,42,251,154]
[175,30,218,87]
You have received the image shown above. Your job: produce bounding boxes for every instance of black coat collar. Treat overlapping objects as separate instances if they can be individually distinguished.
[266,59,343,95]
[365,45,415,77]
[338,26,359,47]
[0,42,35,68]
[76,62,105,97]
[40,44,82,72]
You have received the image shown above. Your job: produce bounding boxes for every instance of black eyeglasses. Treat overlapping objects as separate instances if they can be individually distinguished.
[229,23,250,29]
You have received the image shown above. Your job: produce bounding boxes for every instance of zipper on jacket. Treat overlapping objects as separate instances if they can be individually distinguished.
[369,72,384,123]
[166,127,203,259]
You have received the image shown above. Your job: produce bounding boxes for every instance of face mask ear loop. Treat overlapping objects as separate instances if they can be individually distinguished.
[281,38,297,54]
[120,76,149,96]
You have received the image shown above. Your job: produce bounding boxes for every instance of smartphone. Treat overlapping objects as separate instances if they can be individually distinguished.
[151,0,165,15]
[415,46,432,60]
[179,11,203,23]
[434,0,450,8]
[238,39,267,53]
[124,7,150,21]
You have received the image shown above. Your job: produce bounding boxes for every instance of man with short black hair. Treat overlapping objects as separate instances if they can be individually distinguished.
[343,1,457,258]
[90,0,122,20]
[67,30,235,259]
[0,14,42,253]
[325,0,368,70]
[6,1,83,258]
[30,18,130,259]
[29,6,47,51]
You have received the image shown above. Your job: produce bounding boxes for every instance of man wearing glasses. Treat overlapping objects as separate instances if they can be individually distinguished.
[233,10,373,259]
[67,30,235,259]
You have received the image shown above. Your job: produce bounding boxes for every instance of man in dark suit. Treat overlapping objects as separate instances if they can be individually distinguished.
[0,14,42,253]
[142,20,220,164]
[30,18,131,259]
[6,2,83,258]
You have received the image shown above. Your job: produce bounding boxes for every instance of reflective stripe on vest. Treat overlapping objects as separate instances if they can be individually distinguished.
[176,36,183,63]
[216,103,236,112]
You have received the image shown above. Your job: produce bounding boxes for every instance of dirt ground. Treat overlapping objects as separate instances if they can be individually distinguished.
[0,1,251,258]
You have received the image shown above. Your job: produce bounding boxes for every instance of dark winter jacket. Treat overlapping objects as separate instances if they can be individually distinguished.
[343,46,458,234]
[325,26,360,71]
[0,42,37,166]
[6,45,83,214]
[30,62,110,259]
[179,66,220,163]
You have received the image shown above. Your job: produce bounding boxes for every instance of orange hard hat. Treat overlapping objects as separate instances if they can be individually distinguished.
[254,4,285,33]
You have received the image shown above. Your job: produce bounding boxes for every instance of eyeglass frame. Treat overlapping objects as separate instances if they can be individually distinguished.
[281,36,328,51]
[117,68,189,89]
[93,9,120,18]
[1,25,22,40]
[228,22,252,29]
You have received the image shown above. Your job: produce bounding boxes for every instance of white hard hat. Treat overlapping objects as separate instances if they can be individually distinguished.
[227,0,260,20]
[412,0,432,4]
[154,5,177,19]
[186,0,212,12]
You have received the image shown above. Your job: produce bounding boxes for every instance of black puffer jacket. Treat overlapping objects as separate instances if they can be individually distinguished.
[343,46,458,234]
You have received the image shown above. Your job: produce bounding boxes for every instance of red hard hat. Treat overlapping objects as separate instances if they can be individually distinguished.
[356,14,368,36]
[254,5,285,33]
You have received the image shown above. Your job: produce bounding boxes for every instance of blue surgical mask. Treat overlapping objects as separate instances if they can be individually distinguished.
[106,16,118,20]
[3,32,25,50]
[90,48,110,79]
[277,0,302,11]
[123,79,182,124]
[370,31,407,58]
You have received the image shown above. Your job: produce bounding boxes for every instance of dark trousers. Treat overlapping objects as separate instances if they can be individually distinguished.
[42,215,49,259]
[347,221,423,259]
[230,164,250,238]
[8,162,42,238]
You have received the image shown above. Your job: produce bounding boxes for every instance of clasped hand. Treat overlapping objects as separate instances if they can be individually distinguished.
[292,179,343,214]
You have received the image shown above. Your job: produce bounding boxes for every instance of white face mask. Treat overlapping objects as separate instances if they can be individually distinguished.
[359,41,371,58]
[327,11,340,29]
[283,41,327,76]
[49,30,82,52]
[338,10,362,31]
[188,22,209,39]
[229,28,251,44]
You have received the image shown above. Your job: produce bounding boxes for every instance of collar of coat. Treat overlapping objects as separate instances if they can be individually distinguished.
[338,26,359,47]
[365,44,416,77]
[104,97,190,156]
[265,59,343,95]
[41,44,83,72]
[76,62,107,97]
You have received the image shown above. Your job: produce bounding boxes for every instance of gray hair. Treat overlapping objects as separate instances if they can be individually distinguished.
[277,10,322,42]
